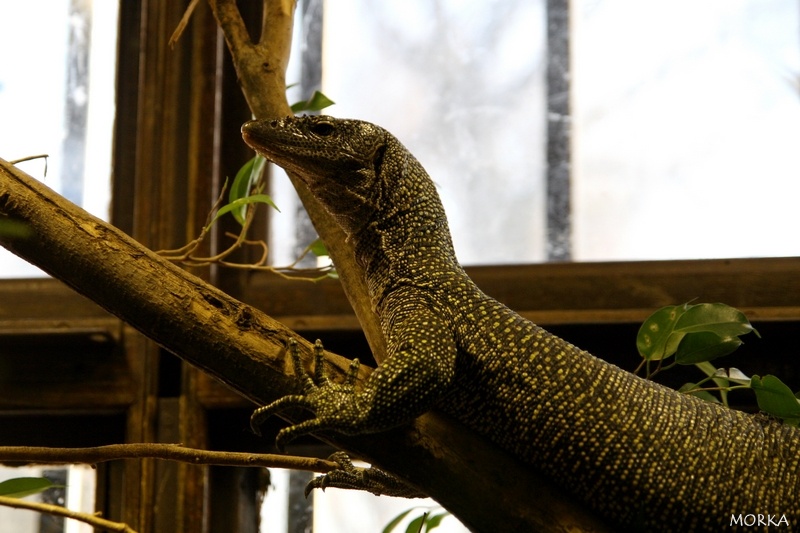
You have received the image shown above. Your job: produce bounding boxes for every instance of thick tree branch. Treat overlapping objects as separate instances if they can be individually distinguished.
[0,159,610,532]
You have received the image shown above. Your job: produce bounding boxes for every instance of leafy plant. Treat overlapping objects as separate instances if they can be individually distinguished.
[382,507,450,533]
[636,302,800,425]
[158,89,336,280]
[218,154,275,227]
[290,90,336,114]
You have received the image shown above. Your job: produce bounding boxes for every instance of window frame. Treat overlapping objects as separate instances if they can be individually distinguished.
[1,2,798,533]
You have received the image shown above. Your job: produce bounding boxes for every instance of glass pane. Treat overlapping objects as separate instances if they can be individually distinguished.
[573,0,800,260]
[259,468,468,533]
[313,488,468,533]
[322,0,547,265]
[0,1,118,278]
[0,465,96,533]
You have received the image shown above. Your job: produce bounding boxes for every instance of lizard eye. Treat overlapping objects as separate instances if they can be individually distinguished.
[310,122,335,137]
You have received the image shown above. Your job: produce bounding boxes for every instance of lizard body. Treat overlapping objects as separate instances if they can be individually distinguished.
[242,116,800,531]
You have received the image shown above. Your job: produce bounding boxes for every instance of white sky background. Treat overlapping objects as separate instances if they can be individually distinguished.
[0,2,70,278]
[322,0,800,263]
[573,0,800,260]
[0,1,117,278]
[3,1,797,276]
[322,0,547,265]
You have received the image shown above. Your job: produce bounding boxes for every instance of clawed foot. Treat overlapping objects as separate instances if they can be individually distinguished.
[306,451,426,498]
[250,338,363,451]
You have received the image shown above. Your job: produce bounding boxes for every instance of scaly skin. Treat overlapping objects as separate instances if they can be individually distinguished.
[242,116,800,531]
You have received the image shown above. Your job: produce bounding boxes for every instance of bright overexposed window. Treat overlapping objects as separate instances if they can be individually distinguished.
[261,1,800,531]
[323,0,547,265]
[260,468,468,533]
[0,465,96,533]
[573,0,800,260]
[314,0,800,264]
[0,2,118,278]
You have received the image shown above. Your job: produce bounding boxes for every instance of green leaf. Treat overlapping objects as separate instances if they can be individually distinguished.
[638,302,758,363]
[290,91,335,113]
[678,382,721,403]
[750,375,800,420]
[0,477,55,498]
[308,238,329,257]
[674,331,743,364]
[406,513,428,533]
[208,194,280,230]
[712,367,751,386]
[424,512,449,532]
[636,304,689,360]
[673,303,759,338]
[382,509,415,533]
[229,156,268,225]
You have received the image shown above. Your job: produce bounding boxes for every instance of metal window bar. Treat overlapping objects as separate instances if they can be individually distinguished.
[283,9,323,529]
[39,469,67,533]
[292,0,325,268]
[61,0,92,206]
[545,0,572,261]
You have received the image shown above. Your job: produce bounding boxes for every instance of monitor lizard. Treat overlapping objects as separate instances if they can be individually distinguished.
[241,115,799,531]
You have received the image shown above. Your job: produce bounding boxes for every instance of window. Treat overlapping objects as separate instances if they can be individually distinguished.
[1,2,799,533]
[0,2,117,278]
[573,0,800,260]
[0,466,95,533]
[263,1,800,528]
[271,0,547,265]
[272,0,800,264]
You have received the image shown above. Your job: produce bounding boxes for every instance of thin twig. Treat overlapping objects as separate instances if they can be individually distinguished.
[10,154,48,177]
[0,443,338,472]
[158,199,335,281]
[9,155,49,165]
[0,495,138,533]
[169,0,203,48]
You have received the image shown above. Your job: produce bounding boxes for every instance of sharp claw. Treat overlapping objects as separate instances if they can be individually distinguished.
[313,339,327,384]
[345,358,360,385]
[275,431,289,453]
[250,407,266,436]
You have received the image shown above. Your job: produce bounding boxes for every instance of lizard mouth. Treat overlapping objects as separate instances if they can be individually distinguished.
[240,120,274,157]
[240,120,318,185]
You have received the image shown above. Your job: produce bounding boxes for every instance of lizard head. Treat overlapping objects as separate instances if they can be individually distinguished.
[241,115,394,234]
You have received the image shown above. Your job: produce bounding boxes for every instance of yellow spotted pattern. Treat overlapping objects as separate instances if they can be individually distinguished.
[244,115,800,532]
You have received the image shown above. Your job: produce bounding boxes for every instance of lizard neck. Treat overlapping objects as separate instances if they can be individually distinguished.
[350,156,466,311]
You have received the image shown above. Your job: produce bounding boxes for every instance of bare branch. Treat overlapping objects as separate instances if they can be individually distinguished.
[0,495,138,533]
[0,444,337,472]
[169,0,203,48]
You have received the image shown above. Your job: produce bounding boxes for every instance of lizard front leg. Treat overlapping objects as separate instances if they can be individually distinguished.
[250,338,363,450]
[251,311,457,450]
